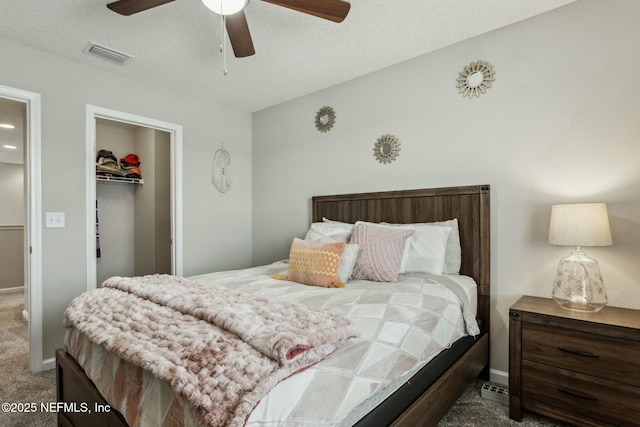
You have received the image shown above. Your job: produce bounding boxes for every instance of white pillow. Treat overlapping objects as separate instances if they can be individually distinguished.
[304,221,353,243]
[337,243,359,282]
[372,221,451,275]
[425,219,461,274]
[383,219,462,274]
[315,218,460,275]
[401,224,451,275]
[322,217,352,225]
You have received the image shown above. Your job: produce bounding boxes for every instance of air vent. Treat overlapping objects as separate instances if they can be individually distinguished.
[481,382,509,405]
[84,42,134,65]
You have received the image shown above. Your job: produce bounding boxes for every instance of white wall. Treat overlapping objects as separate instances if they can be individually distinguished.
[0,162,24,224]
[0,163,25,290]
[0,38,253,360]
[252,0,640,376]
[96,120,137,283]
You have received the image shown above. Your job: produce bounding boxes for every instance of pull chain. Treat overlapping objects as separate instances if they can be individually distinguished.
[220,14,228,75]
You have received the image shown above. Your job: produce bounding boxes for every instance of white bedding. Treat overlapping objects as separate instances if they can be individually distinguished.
[443,273,478,318]
[189,261,479,426]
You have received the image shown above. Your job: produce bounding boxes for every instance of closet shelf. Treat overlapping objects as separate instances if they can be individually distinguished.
[96,175,144,185]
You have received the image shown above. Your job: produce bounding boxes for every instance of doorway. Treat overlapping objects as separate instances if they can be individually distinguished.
[86,106,183,290]
[0,85,42,372]
[0,98,26,296]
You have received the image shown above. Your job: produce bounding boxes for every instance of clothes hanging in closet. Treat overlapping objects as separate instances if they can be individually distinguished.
[96,200,101,258]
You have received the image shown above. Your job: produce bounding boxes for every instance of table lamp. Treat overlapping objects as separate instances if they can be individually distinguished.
[548,203,612,312]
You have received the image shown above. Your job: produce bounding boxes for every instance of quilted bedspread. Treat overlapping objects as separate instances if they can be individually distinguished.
[63,274,358,427]
[64,262,479,427]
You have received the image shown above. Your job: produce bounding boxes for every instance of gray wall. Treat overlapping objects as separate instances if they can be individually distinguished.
[1,38,254,360]
[252,0,640,376]
[0,163,24,290]
[0,226,24,290]
[0,162,24,224]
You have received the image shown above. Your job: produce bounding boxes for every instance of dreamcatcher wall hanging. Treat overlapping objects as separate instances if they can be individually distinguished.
[212,144,232,193]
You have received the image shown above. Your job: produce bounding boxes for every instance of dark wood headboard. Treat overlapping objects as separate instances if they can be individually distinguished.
[312,185,490,334]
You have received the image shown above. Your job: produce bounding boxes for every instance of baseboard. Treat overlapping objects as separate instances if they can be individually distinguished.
[0,286,25,295]
[42,357,55,371]
[489,368,508,386]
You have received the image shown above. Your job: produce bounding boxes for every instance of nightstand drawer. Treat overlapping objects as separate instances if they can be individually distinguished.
[522,322,640,386]
[522,360,640,426]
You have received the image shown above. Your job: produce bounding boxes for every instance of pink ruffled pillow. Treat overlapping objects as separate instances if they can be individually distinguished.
[276,238,346,288]
[349,223,414,282]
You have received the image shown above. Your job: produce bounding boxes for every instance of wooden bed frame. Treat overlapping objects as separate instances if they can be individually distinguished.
[56,184,490,427]
[313,184,490,426]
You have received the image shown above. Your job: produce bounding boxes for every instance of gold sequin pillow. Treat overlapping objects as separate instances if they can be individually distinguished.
[277,238,346,288]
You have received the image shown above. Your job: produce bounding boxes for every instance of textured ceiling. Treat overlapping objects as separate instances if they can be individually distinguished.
[0,0,576,114]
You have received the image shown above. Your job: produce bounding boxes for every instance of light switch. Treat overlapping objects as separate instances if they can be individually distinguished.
[46,212,65,228]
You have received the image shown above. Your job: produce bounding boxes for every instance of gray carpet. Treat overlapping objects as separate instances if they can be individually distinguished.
[0,293,56,427]
[439,380,567,427]
[0,293,564,427]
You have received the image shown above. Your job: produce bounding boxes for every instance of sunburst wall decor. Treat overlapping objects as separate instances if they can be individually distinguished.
[456,61,495,98]
[373,134,401,164]
[315,106,336,133]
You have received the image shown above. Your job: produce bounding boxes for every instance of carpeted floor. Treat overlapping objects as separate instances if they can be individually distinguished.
[0,292,565,427]
[0,293,56,427]
[439,380,568,427]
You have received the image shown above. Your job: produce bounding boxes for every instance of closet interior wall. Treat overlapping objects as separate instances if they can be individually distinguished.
[96,119,171,285]
[0,163,25,292]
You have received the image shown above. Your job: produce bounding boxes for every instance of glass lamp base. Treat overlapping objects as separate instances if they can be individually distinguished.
[551,249,607,312]
[552,298,606,312]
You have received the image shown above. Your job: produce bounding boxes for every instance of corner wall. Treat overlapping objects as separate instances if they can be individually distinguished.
[0,163,25,291]
[252,0,640,375]
[0,38,253,362]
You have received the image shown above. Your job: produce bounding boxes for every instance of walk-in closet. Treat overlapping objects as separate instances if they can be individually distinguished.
[95,118,171,285]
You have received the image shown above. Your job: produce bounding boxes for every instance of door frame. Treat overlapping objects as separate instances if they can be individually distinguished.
[0,85,43,372]
[85,105,183,291]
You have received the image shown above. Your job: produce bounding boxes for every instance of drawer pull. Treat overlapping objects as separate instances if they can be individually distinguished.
[556,346,598,358]
[557,386,598,401]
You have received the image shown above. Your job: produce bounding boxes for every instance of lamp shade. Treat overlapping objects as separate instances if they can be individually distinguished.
[548,203,612,247]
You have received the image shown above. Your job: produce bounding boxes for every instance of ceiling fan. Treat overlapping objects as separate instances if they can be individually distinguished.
[106,0,351,58]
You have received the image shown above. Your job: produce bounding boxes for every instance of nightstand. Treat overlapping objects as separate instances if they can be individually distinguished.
[509,295,640,427]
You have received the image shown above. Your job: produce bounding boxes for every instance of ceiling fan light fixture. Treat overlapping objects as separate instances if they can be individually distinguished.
[202,0,249,15]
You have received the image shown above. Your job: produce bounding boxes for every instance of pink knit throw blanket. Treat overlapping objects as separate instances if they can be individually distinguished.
[63,274,358,427]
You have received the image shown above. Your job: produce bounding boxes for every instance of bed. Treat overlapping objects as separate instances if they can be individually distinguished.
[56,184,490,427]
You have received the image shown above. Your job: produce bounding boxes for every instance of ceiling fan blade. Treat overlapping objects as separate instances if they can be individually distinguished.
[225,11,256,58]
[261,0,350,23]
[107,0,176,16]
